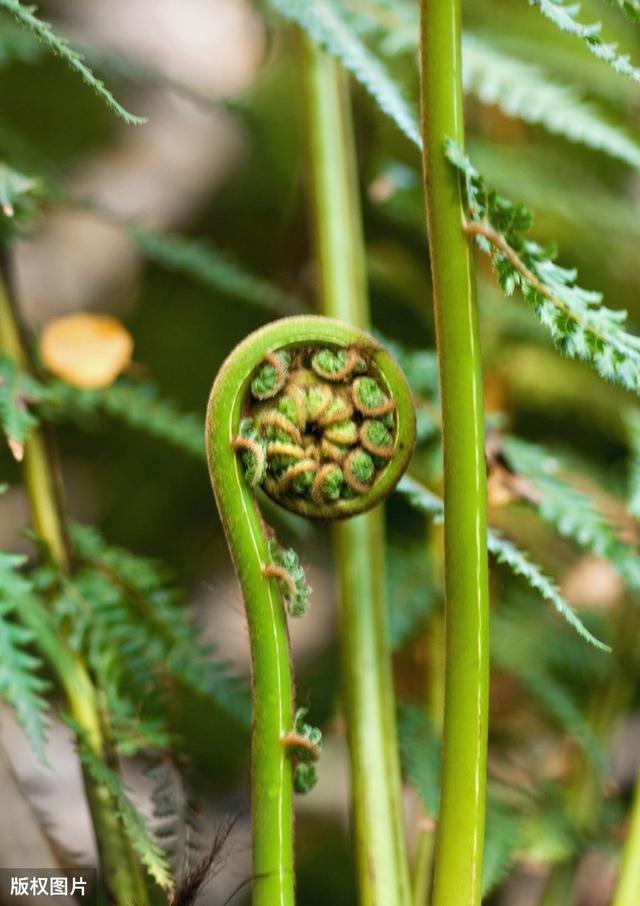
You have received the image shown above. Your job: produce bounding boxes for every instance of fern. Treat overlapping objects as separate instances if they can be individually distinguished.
[63,525,251,729]
[447,141,640,394]
[503,435,640,593]
[488,531,609,651]
[396,475,607,648]
[285,0,640,171]
[0,552,50,761]
[0,0,145,125]
[463,34,640,171]
[43,378,205,460]
[529,0,640,84]
[0,354,43,459]
[71,722,173,890]
[266,0,421,147]
[127,225,302,314]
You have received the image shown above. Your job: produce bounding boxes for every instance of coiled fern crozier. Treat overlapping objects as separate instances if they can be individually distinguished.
[205,315,415,904]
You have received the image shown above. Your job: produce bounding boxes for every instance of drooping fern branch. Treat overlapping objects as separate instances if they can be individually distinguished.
[0,551,50,761]
[503,435,640,593]
[447,141,640,395]
[268,0,640,174]
[267,0,421,147]
[529,0,640,84]
[396,476,608,650]
[0,0,145,124]
[462,34,640,172]
[71,721,173,893]
[53,524,251,733]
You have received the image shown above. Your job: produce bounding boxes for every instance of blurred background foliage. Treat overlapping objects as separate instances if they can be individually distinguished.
[1,0,640,904]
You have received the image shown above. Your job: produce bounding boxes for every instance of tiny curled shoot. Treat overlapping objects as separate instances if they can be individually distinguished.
[282,707,322,795]
[263,539,311,618]
[216,316,416,520]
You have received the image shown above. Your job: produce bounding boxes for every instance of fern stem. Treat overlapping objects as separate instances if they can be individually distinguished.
[0,272,149,906]
[613,770,640,906]
[418,2,490,905]
[206,336,296,906]
[299,33,412,906]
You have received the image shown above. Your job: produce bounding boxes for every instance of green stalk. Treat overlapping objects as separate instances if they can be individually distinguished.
[418,3,490,905]
[0,274,149,906]
[206,353,295,906]
[613,771,640,906]
[299,34,412,906]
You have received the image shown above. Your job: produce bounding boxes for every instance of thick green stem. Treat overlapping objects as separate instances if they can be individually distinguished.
[0,275,149,906]
[419,3,490,906]
[613,771,640,906]
[299,34,412,906]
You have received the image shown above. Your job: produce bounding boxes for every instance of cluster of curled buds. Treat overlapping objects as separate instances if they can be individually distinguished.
[232,342,408,517]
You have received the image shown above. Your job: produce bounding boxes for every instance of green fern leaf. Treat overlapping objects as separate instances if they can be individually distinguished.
[503,435,640,593]
[61,525,251,729]
[488,531,609,651]
[43,378,204,460]
[0,0,145,124]
[0,355,43,458]
[0,552,50,761]
[72,724,173,890]
[447,142,640,395]
[396,476,607,648]
[266,0,421,147]
[463,34,640,171]
[530,0,640,84]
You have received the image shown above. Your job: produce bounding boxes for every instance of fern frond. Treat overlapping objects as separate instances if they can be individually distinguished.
[127,226,302,314]
[503,435,640,592]
[0,0,145,124]
[43,378,204,460]
[288,0,640,170]
[265,539,312,617]
[396,476,607,648]
[0,552,50,761]
[488,531,609,651]
[0,355,43,459]
[72,725,173,890]
[463,34,640,171]
[266,0,421,147]
[63,525,251,728]
[529,0,640,84]
[448,142,640,394]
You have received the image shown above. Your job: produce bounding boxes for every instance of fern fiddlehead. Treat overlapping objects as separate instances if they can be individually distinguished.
[205,315,415,905]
